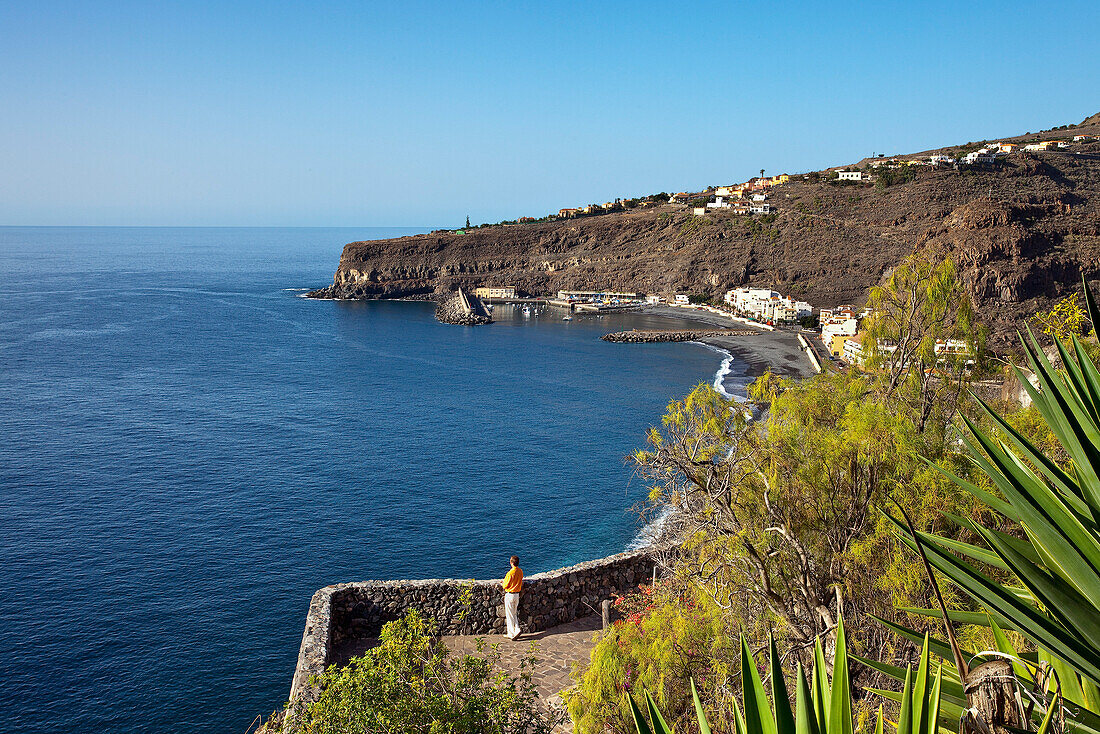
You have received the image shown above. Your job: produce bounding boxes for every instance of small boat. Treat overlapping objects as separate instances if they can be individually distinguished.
[562,315,573,321]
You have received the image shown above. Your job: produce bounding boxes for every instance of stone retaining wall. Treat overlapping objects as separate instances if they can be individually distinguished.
[286,549,652,718]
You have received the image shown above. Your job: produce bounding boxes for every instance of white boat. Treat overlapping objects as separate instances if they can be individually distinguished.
[562,315,572,321]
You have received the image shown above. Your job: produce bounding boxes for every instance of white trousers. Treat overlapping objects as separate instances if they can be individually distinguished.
[504,592,520,638]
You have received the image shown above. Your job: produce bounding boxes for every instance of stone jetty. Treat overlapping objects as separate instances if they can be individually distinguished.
[601,328,757,343]
[435,287,492,325]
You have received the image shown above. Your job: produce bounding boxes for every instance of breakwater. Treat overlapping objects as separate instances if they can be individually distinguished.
[436,287,493,325]
[286,549,652,721]
[601,328,758,343]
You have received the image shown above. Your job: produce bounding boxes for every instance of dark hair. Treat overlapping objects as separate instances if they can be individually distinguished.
[510,555,519,566]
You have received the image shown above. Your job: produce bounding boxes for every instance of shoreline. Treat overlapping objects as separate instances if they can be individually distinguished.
[636,305,817,381]
[301,291,817,382]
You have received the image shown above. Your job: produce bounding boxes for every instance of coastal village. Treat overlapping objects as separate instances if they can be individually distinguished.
[469,279,974,373]
[439,130,1100,371]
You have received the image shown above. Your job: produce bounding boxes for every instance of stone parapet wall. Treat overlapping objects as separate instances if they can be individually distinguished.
[286,549,652,718]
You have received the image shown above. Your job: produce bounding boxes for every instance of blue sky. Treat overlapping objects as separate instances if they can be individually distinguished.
[1,0,1098,226]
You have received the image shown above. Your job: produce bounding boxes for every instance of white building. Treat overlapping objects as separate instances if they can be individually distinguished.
[842,335,867,365]
[706,196,733,209]
[674,294,690,305]
[929,154,956,165]
[725,288,809,323]
[837,170,863,181]
[645,294,663,304]
[750,202,771,214]
[963,150,996,164]
[751,193,768,202]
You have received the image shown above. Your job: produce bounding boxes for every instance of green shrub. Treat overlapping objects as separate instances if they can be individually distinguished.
[567,582,737,734]
[291,610,560,734]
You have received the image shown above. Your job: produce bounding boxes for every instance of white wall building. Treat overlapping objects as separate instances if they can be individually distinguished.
[750,202,770,214]
[822,317,858,345]
[726,288,809,323]
[837,170,863,181]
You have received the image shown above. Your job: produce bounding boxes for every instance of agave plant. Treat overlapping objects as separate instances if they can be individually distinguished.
[630,618,947,734]
[872,276,1100,732]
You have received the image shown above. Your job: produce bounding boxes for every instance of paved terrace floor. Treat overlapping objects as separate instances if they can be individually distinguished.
[332,615,604,731]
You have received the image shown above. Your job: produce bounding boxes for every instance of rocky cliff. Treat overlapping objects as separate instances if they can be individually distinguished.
[310,117,1100,350]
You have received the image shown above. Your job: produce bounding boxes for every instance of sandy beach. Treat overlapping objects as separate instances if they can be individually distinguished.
[640,305,817,380]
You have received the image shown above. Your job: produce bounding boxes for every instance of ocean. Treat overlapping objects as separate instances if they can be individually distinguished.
[0,226,750,733]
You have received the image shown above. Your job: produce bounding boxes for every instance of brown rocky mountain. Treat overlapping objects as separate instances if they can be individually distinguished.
[311,115,1100,350]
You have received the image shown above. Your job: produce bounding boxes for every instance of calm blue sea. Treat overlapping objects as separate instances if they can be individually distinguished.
[0,227,747,733]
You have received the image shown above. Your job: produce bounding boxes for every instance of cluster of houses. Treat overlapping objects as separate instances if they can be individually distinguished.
[539,133,1098,228]
[672,174,789,217]
[556,198,657,219]
[724,287,811,324]
[821,305,972,367]
[867,135,1095,170]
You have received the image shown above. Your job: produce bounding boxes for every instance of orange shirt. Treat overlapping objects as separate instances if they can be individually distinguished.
[503,567,523,593]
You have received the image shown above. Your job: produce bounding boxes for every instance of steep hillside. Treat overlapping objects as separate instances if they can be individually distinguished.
[311,120,1100,350]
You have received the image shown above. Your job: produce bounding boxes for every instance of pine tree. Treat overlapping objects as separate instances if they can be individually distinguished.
[465,215,471,228]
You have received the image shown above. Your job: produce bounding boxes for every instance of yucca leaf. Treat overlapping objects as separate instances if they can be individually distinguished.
[977,525,1100,652]
[898,605,1014,630]
[915,530,1100,684]
[1083,676,1100,714]
[813,638,830,731]
[869,613,974,666]
[1040,648,1086,705]
[829,618,853,734]
[645,690,673,734]
[1083,274,1100,335]
[938,514,1046,567]
[854,653,965,700]
[795,663,820,734]
[927,666,942,734]
[770,637,795,734]
[1037,692,1062,734]
[897,666,914,734]
[1020,327,1100,500]
[922,426,1100,607]
[968,393,1091,521]
[988,614,1030,682]
[691,679,713,734]
[913,634,931,734]
[868,687,966,730]
[742,635,777,734]
[913,531,1009,571]
[917,455,1018,520]
[629,694,653,734]
[1056,335,1100,424]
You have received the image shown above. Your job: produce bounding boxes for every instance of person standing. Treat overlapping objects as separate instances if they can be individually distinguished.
[502,555,523,640]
